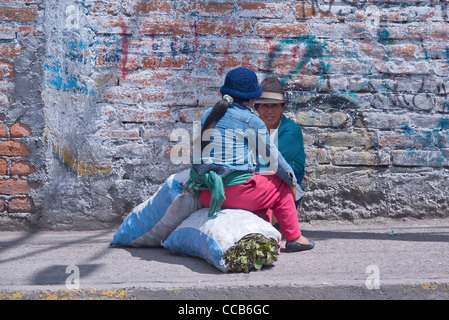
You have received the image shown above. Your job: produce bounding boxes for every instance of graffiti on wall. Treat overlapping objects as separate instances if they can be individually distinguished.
[43,0,449,175]
[44,0,112,177]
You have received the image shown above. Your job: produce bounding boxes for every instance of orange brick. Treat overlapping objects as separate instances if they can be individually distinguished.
[141,18,193,35]
[389,43,419,58]
[238,3,291,19]
[0,179,31,195]
[0,141,29,157]
[10,161,35,176]
[97,53,137,70]
[255,22,311,38]
[0,123,7,137]
[196,20,251,36]
[178,2,234,17]
[197,54,253,71]
[105,129,140,140]
[0,5,38,22]
[17,25,37,38]
[122,70,174,88]
[0,62,14,78]
[220,55,253,70]
[10,123,32,138]
[296,3,335,20]
[0,159,7,175]
[0,44,24,61]
[0,24,15,39]
[142,128,170,139]
[124,0,174,16]
[0,197,4,211]
[358,42,388,60]
[93,0,120,15]
[0,80,14,93]
[122,54,138,71]
[430,23,449,39]
[101,87,140,105]
[96,54,121,68]
[7,197,34,213]
[142,56,192,69]
[180,107,207,123]
[196,55,219,70]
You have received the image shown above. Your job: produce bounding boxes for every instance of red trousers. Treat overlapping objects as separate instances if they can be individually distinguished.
[198,173,302,241]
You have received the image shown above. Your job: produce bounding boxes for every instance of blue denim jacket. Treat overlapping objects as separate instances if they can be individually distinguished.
[193,103,296,187]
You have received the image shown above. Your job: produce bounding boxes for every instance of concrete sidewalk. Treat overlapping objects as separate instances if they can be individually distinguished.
[0,217,448,300]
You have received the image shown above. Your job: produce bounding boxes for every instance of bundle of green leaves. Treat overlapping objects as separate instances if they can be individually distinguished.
[223,233,280,273]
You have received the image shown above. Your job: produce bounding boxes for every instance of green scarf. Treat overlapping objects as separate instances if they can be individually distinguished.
[184,167,253,217]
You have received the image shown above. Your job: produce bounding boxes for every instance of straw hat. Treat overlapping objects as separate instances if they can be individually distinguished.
[254,77,286,104]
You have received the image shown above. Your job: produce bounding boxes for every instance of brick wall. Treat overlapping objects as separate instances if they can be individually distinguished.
[1,0,449,230]
[0,0,42,229]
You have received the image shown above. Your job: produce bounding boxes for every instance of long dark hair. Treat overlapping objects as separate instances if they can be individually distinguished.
[200,96,249,151]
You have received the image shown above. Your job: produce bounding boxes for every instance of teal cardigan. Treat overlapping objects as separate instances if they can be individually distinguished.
[276,114,306,176]
[262,114,306,191]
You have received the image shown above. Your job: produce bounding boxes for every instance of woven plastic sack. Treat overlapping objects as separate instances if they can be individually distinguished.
[162,208,281,272]
[110,169,203,247]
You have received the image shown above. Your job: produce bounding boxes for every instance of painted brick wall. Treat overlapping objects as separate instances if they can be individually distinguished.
[1,0,449,230]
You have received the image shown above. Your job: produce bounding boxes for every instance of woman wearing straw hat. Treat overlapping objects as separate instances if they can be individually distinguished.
[254,77,307,207]
[185,67,314,252]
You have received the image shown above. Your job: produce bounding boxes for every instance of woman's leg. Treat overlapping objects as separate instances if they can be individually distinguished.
[198,174,302,241]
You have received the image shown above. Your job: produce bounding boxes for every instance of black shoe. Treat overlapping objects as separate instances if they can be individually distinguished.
[285,239,315,252]
[273,223,281,233]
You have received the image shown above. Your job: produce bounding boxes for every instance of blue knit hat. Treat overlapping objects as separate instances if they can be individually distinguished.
[220,67,262,100]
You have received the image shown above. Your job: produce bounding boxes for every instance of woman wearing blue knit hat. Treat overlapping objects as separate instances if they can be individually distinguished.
[185,67,314,252]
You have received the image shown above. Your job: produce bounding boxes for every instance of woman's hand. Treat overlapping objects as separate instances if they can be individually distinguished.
[290,185,296,199]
